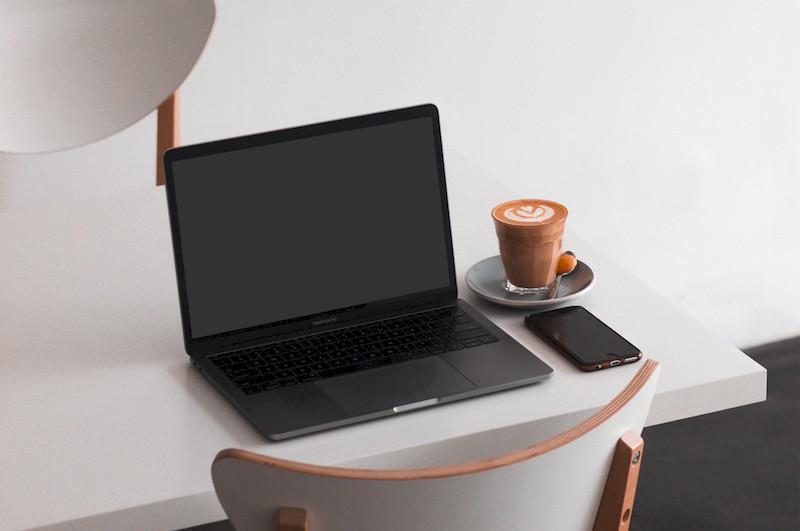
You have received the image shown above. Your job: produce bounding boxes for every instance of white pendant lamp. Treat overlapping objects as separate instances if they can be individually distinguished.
[0,0,216,182]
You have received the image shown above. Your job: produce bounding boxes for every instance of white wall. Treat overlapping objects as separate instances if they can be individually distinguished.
[2,0,798,349]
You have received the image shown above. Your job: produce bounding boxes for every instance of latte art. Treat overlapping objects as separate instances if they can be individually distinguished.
[503,204,555,223]
[492,199,567,228]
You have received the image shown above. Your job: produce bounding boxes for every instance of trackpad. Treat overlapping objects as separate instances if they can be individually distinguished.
[317,357,476,416]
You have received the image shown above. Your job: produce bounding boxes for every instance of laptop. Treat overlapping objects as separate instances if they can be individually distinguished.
[163,104,552,440]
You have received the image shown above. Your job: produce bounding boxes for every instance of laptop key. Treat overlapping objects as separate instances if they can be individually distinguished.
[228,362,248,372]
[231,367,260,379]
[311,361,331,372]
[448,329,485,342]
[317,364,361,380]
[448,322,481,333]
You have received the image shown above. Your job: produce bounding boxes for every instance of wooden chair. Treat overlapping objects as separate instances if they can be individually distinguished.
[212,359,660,531]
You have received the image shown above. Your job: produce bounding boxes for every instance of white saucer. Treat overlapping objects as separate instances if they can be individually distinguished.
[465,255,596,308]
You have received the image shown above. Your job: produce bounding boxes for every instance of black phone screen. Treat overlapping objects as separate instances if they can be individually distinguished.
[525,306,641,368]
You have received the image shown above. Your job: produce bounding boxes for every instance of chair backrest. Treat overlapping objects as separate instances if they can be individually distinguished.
[212,359,660,531]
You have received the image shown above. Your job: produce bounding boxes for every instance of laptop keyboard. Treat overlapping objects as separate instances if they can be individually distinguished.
[210,306,497,395]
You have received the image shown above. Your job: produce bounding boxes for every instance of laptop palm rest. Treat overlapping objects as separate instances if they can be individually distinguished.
[317,357,476,416]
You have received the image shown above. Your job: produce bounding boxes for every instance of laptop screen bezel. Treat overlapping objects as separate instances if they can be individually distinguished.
[163,104,458,356]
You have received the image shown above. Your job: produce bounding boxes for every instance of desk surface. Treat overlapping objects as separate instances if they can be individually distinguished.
[0,147,765,530]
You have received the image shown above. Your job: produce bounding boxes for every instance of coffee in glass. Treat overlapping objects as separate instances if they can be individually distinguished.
[492,199,569,297]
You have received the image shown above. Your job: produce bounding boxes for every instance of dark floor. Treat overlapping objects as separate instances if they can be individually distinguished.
[181,337,799,531]
[633,336,800,530]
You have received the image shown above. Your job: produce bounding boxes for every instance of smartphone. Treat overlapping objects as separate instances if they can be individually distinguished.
[524,306,642,371]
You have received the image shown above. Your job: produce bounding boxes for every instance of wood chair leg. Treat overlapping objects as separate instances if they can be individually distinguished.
[278,506,309,531]
[593,429,644,531]
[156,91,180,186]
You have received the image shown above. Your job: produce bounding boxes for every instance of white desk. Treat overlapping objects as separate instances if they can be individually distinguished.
[0,148,765,530]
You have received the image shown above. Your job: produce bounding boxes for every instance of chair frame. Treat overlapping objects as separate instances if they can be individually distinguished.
[156,91,180,187]
[214,359,659,531]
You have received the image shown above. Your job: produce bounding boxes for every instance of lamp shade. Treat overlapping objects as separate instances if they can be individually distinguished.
[0,0,215,154]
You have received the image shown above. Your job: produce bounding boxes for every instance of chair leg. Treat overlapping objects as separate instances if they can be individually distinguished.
[278,506,309,531]
[156,91,180,186]
[593,429,644,531]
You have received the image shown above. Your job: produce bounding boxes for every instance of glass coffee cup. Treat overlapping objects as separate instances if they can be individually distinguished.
[492,199,570,297]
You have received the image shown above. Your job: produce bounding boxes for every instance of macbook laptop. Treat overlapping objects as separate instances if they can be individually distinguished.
[164,104,552,440]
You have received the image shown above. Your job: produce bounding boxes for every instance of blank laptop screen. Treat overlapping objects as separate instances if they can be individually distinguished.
[170,116,452,339]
